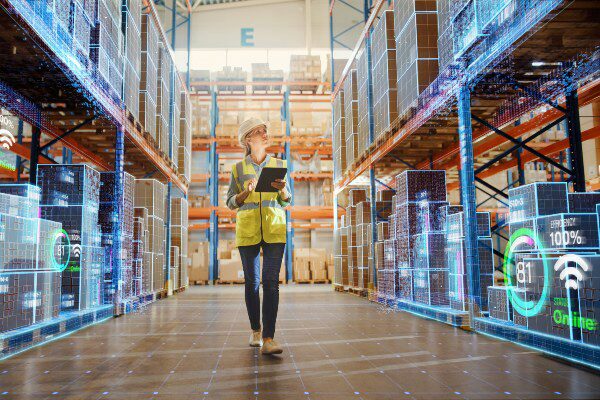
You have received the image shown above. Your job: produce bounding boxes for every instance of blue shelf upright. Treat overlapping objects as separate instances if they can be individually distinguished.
[281,89,294,282]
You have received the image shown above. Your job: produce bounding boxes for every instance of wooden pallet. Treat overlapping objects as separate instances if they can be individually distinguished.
[174,286,186,294]
[295,280,330,284]
[218,280,245,285]
[191,280,210,285]
[333,284,348,293]
[349,287,368,297]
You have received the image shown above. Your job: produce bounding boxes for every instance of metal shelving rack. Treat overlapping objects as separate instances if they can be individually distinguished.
[0,0,194,357]
[188,81,336,282]
[330,0,600,368]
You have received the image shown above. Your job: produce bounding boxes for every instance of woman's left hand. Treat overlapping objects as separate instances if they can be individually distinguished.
[271,179,286,191]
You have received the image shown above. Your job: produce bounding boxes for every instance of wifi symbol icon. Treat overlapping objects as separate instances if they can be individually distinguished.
[554,254,591,290]
[0,129,15,150]
[72,244,82,258]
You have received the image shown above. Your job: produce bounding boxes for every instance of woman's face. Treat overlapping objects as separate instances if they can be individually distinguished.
[245,125,268,151]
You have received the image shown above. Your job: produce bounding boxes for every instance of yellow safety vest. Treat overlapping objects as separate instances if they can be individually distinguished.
[232,156,288,246]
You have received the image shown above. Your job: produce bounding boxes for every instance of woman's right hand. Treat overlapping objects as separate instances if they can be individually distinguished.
[246,178,257,193]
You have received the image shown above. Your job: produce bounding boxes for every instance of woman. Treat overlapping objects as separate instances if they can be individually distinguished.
[226,117,291,355]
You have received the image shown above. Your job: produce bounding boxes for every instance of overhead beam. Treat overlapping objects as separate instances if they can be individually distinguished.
[192,0,300,12]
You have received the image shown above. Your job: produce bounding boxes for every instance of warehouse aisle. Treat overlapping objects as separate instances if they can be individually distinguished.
[1,286,599,400]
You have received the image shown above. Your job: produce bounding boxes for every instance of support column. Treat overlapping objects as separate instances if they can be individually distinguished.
[457,82,482,316]
[165,7,178,294]
[29,124,41,185]
[208,91,219,282]
[113,126,125,306]
[565,82,585,192]
[283,89,294,282]
[365,29,377,287]
[16,119,23,182]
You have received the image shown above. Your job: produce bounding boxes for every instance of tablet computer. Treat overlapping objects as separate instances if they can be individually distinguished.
[256,167,287,192]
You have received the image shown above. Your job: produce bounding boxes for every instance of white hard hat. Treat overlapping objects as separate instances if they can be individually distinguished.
[238,117,266,147]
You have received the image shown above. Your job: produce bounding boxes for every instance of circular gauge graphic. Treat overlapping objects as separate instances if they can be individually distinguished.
[49,229,71,272]
[503,227,550,317]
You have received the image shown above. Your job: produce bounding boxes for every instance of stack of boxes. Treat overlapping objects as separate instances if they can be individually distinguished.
[98,172,135,304]
[449,0,513,59]
[214,67,247,92]
[37,165,104,311]
[170,75,183,171]
[356,45,370,159]
[436,0,454,72]
[179,90,193,184]
[251,63,284,92]
[345,188,368,289]
[445,208,494,311]
[324,55,348,84]
[190,70,211,93]
[156,43,172,157]
[343,70,359,176]
[289,55,321,92]
[488,182,600,346]
[134,179,166,293]
[72,0,94,68]
[92,0,124,101]
[188,241,210,283]
[139,12,159,140]
[293,249,329,282]
[371,10,397,139]
[332,88,345,182]
[122,0,142,122]
[191,98,210,137]
[394,0,439,119]
[0,185,61,333]
[395,171,449,305]
[132,207,149,295]
[333,216,349,287]
[170,197,189,290]
[355,200,373,289]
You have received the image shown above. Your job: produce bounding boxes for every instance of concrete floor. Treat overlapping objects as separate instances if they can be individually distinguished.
[1,285,599,400]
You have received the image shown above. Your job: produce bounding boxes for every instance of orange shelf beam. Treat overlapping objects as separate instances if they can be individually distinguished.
[191,171,333,184]
[188,222,335,231]
[420,79,600,171]
[447,125,600,191]
[190,81,330,88]
[188,206,344,220]
[334,78,600,195]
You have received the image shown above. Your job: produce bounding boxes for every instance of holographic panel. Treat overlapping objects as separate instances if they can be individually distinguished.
[508,182,568,224]
[0,270,61,333]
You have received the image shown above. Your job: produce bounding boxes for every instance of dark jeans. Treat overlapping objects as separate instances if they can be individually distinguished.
[238,241,285,339]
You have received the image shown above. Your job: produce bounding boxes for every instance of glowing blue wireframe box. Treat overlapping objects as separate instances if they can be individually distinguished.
[0,270,61,333]
[395,170,447,204]
[451,0,512,58]
[395,201,448,237]
[568,192,600,213]
[37,165,103,311]
[413,269,449,306]
[0,304,113,360]
[0,187,64,334]
[508,182,568,224]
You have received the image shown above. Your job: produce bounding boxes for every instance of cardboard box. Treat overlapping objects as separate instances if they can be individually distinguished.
[294,260,311,281]
[219,259,244,282]
[189,254,209,282]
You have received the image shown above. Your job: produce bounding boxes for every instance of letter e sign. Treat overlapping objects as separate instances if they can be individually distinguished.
[241,28,255,47]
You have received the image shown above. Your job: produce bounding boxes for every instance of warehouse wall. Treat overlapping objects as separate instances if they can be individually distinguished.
[167,0,363,51]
